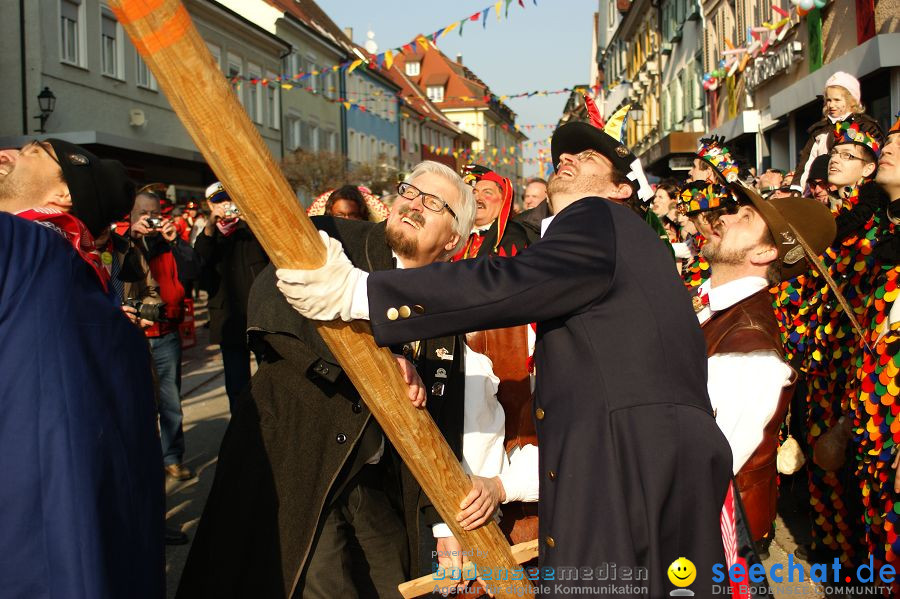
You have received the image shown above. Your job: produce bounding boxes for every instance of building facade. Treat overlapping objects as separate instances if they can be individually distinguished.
[2,0,288,198]
[704,0,900,172]
[392,37,526,184]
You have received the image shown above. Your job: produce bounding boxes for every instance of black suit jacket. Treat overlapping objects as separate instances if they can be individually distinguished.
[367,197,733,598]
[177,217,463,599]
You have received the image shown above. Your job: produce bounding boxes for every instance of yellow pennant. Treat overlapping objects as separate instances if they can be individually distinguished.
[443,22,459,36]
[385,50,394,71]
[347,59,363,74]
[495,0,502,19]
[343,101,351,110]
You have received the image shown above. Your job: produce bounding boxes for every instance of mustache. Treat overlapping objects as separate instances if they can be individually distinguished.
[397,206,426,226]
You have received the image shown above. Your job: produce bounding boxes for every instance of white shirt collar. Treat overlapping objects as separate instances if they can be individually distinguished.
[707,276,769,312]
[539,215,555,238]
[392,250,407,269]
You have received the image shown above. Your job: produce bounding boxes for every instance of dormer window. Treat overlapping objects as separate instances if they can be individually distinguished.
[426,85,444,102]
[405,61,421,77]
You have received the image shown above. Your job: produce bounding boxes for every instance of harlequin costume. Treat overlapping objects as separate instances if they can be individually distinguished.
[453,166,529,260]
[679,137,741,290]
[790,118,884,566]
[851,114,900,596]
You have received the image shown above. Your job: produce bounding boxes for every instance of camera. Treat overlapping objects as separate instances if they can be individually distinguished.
[146,217,164,229]
[123,298,168,323]
[224,203,241,218]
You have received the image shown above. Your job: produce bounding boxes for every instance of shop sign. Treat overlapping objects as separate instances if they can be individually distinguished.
[744,41,803,92]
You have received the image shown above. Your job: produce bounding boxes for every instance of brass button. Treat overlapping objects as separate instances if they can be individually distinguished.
[548,470,557,481]
[535,408,545,420]
[545,536,555,548]
[386,307,399,321]
[413,304,425,314]
[398,305,411,318]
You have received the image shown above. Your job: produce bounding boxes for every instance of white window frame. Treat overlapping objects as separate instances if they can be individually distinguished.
[286,113,302,151]
[247,62,262,124]
[405,61,420,77]
[136,54,158,91]
[265,70,279,130]
[305,55,318,93]
[100,5,124,79]
[206,42,222,72]
[348,130,356,161]
[227,53,244,106]
[426,85,444,103]
[60,0,87,67]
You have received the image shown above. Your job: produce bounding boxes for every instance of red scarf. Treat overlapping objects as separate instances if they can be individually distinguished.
[453,171,515,261]
[16,208,110,292]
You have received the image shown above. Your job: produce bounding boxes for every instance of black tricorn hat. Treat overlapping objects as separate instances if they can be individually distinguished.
[550,100,653,202]
[46,138,135,237]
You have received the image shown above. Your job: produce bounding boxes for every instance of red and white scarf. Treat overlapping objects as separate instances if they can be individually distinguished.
[16,208,110,292]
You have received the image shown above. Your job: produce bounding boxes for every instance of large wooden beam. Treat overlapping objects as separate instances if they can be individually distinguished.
[107,2,533,598]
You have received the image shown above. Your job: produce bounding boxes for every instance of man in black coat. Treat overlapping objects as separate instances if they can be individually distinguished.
[194,181,270,411]
[278,117,734,598]
[177,161,480,599]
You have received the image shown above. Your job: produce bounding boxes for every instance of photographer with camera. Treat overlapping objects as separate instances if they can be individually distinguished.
[195,182,269,412]
[130,190,193,482]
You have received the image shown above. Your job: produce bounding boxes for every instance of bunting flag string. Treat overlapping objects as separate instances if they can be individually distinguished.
[236,71,588,108]
[275,1,540,81]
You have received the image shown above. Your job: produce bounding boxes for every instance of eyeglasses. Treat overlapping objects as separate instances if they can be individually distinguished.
[397,182,457,220]
[829,149,867,162]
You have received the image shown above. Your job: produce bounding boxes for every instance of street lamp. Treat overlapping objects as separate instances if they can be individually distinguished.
[628,106,645,121]
[34,87,57,133]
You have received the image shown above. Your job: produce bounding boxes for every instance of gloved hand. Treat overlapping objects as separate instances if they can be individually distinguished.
[276,230,363,321]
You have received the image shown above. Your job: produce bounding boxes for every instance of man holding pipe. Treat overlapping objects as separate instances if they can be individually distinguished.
[276,107,735,597]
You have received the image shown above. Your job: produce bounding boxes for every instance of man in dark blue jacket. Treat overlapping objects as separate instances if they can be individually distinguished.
[276,112,734,598]
[0,139,163,598]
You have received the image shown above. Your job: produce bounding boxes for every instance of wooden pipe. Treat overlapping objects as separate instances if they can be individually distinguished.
[106,2,532,598]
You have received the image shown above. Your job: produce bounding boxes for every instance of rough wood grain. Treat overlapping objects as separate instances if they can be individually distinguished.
[107,2,533,598]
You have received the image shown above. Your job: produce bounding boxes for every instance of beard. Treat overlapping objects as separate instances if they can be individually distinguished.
[385,206,426,260]
[0,166,56,212]
[548,173,614,200]
[701,238,755,266]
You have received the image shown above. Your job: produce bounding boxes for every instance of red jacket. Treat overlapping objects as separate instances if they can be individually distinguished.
[144,249,185,338]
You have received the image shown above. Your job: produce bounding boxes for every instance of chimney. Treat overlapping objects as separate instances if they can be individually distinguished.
[343,27,353,42]
[456,53,463,65]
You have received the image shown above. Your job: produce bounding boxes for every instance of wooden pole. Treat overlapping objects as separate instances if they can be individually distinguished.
[107,2,533,598]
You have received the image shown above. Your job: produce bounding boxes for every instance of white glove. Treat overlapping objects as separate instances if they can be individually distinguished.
[276,230,363,321]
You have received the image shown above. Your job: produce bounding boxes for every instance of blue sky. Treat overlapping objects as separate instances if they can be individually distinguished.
[315,0,598,177]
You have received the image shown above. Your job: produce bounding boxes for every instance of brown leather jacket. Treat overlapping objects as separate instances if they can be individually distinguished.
[702,288,795,541]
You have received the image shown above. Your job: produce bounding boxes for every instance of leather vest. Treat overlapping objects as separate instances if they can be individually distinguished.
[466,326,539,545]
[702,288,796,541]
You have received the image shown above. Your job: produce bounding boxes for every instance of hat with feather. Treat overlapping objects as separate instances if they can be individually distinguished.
[550,95,654,203]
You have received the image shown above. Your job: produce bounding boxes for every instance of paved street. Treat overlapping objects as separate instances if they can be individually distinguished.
[165,301,825,598]
[163,300,236,598]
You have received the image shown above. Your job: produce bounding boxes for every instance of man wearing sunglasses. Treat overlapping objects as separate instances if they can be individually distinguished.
[276,109,737,597]
[179,160,486,599]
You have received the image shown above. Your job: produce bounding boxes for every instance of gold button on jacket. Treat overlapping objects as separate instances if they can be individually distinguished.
[398,305,411,318]
[386,307,399,321]
[535,408,545,420]
[545,536,555,548]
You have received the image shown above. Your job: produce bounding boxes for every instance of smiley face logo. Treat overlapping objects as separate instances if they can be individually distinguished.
[667,557,696,587]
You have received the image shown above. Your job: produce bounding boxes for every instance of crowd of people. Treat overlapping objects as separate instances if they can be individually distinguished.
[2,66,900,599]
